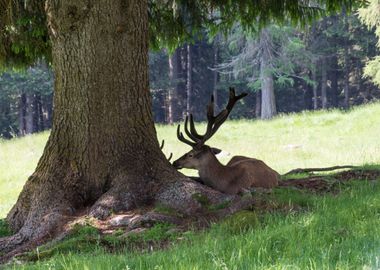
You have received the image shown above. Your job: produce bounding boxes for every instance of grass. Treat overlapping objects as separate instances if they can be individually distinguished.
[1,103,380,269]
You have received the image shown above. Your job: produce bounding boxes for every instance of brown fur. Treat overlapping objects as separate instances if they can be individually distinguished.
[173,146,279,194]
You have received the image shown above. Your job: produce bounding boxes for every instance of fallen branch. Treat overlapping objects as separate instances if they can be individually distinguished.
[283,165,357,176]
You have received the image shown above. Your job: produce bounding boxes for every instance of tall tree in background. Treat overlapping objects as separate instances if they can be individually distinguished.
[216,24,313,119]
[0,0,353,255]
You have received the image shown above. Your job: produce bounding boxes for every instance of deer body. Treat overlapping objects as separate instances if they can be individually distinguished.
[172,87,279,195]
[173,146,279,194]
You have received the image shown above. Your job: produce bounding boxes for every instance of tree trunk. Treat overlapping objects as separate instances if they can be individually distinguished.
[213,40,219,111]
[255,90,261,118]
[43,94,53,129]
[321,57,328,109]
[25,93,35,134]
[167,53,175,124]
[330,54,339,107]
[3,0,210,254]
[18,93,27,136]
[186,44,193,114]
[35,93,45,131]
[260,29,276,120]
[343,46,350,109]
[312,60,318,110]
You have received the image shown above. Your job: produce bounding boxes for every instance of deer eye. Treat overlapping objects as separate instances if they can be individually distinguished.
[188,153,194,158]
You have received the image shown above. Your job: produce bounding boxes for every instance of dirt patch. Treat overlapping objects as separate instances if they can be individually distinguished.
[279,169,380,193]
[334,169,380,182]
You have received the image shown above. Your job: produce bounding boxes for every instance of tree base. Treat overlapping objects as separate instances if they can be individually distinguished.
[0,176,248,263]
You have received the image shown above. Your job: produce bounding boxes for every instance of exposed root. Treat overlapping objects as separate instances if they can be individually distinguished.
[214,197,257,218]
[283,165,357,176]
[89,189,137,220]
[128,212,183,230]
[279,176,332,192]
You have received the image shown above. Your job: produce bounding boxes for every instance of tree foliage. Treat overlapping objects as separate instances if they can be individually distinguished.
[1,0,354,67]
[358,0,380,86]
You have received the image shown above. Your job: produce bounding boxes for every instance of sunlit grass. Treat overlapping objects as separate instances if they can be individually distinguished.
[0,132,49,218]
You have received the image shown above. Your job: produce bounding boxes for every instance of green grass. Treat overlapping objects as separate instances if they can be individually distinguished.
[1,103,380,269]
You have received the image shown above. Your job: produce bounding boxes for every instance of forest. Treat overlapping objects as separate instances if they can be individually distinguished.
[0,10,379,138]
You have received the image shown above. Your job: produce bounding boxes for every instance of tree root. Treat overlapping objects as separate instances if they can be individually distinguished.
[127,212,183,230]
[283,165,357,176]
[214,197,257,218]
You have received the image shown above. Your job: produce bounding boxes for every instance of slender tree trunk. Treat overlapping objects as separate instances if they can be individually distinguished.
[260,29,276,120]
[330,54,339,107]
[167,54,175,124]
[321,57,328,109]
[25,93,35,134]
[343,46,350,109]
[35,93,45,131]
[312,60,318,110]
[343,9,350,109]
[213,40,219,110]
[18,93,26,136]
[186,44,193,114]
[44,94,53,128]
[255,90,261,118]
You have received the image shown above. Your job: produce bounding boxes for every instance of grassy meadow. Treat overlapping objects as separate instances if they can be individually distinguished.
[0,103,380,269]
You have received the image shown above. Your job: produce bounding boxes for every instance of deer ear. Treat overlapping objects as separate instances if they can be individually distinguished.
[211,147,222,155]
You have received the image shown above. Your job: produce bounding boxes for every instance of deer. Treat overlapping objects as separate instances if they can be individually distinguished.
[172,87,279,195]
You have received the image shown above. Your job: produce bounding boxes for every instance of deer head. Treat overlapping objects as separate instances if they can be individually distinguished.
[172,87,247,170]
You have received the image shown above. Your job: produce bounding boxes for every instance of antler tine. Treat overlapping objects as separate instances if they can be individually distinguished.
[189,114,203,140]
[226,87,248,111]
[184,115,201,142]
[167,153,173,162]
[200,88,248,144]
[160,139,165,150]
[207,95,215,121]
[177,124,197,147]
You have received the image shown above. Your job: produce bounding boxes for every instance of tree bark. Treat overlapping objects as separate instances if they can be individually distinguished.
[260,29,276,120]
[343,46,350,109]
[35,93,45,131]
[255,90,261,118]
[18,93,27,136]
[330,54,339,107]
[186,44,193,114]
[25,93,35,134]
[321,57,328,109]
[312,60,318,110]
[213,39,219,111]
[167,53,175,124]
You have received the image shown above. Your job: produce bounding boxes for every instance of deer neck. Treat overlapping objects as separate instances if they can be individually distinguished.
[198,154,229,187]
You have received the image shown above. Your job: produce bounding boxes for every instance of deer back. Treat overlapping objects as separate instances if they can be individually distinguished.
[226,156,279,191]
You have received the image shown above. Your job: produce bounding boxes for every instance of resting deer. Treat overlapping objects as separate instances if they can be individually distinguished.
[172,87,279,194]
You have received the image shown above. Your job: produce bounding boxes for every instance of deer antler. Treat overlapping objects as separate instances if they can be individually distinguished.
[160,139,173,162]
[177,87,247,148]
